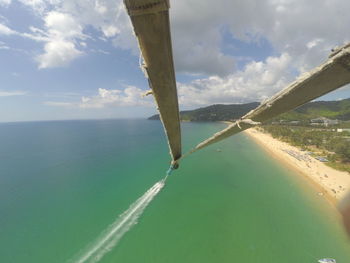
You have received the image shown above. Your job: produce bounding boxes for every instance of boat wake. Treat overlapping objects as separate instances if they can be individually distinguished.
[71,179,166,263]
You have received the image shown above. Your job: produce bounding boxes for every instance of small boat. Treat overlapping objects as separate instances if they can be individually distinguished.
[318,259,336,263]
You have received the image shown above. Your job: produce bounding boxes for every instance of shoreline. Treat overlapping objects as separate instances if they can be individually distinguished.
[244,128,350,206]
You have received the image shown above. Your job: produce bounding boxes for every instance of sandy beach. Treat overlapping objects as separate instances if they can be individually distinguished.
[245,127,350,204]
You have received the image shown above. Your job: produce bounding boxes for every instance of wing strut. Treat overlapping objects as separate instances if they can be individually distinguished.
[183,44,350,157]
[125,1,350,168]
[125,0,181,164]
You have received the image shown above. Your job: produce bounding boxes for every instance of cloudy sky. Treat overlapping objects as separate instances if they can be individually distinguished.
[0,0,349,122]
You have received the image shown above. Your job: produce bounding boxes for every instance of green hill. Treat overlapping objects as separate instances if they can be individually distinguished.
[275,98,350,121]
[148,98,350,122]
[148,102,259,121]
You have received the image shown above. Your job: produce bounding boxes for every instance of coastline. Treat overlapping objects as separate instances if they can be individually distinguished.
[245,127,350,205]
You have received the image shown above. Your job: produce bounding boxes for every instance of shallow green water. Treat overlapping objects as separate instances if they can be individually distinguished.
[0,120,349,263]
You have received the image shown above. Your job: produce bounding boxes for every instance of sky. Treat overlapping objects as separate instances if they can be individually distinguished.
[0,0,349,122]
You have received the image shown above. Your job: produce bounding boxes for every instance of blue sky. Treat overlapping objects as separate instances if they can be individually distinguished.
[0,0,349,122]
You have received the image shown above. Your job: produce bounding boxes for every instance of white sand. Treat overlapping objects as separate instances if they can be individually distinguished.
[245,128,350,204]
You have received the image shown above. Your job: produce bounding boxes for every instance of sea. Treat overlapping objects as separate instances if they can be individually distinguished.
[0,119,349,263]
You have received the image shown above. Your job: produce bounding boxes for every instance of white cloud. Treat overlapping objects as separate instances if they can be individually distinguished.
[44,101,73,107]
[57,0,347,76]
[0,90,27,96]
[101,24,119,38]
[59,0,139,52]
[5,0,350,73]
[173,40,235,77]
[306,38,324,50]
[45,11,83,38]
[0,0,11,7]
[43,91,80,98]
[17,0,61,14]
[43,52,292,109]
[0,41,9,49]
[45,86,152,108]
[178,53,292,106]
[0,23,16,35]
[169,0,350,76]
[79,86,152,108]
[0,11,85,68]
[3,0,350,105]
[6,1,134,68]
[170,0,350,103]
[35,11,85,68]
[37,40,82,68]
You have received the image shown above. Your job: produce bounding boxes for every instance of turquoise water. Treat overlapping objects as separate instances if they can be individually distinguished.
[0,119,349,263]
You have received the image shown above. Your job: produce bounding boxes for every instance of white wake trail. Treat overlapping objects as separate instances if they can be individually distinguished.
[72,179,166,263]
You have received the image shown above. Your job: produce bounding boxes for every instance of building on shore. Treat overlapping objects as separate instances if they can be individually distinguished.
[310,117,340,127]
[337,128,350,132]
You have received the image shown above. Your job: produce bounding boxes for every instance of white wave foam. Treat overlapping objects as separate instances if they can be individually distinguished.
[71,180,165,263]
